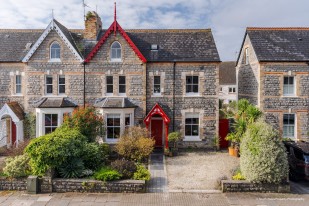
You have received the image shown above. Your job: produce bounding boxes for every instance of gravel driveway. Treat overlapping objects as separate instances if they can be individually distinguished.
[166,151,239,190]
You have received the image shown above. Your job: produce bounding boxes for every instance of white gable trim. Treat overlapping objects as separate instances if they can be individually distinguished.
[22,20,83,62]
[0,103,20,123]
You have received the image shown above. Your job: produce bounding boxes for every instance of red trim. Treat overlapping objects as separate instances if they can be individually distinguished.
[85,20,147,63]
[144,103,170,149]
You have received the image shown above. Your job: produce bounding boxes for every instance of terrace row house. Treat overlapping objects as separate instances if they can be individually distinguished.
[237,27,309,141]
[0,9,220,148]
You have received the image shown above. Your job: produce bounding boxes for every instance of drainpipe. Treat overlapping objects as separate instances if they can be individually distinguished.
[83,62,86,108]
[173,61,176,132]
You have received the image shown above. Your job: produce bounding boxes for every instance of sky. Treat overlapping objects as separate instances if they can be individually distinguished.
[0,0,309,61]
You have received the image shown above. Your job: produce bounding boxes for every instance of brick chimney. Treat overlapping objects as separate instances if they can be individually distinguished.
[84,11,102,40]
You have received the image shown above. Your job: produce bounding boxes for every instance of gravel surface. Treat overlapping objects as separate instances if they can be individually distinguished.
[166,151,239,190]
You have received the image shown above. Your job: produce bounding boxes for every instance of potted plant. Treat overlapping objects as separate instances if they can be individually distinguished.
[168,132,181,156]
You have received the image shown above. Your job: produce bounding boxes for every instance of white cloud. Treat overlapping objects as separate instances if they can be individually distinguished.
[0,0,309,60]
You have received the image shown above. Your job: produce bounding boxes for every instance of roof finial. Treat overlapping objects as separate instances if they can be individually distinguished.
[114,2,117,36]
[52,9,54,19]
[114,2,117,22]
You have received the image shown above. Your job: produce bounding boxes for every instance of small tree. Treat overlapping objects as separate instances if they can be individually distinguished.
[61,106,104,142]
[240,118,288,183]
[115,126,155,162]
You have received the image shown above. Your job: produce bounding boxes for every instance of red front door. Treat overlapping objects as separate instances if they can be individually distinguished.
[11,121,16,146]
[151,119,163,147]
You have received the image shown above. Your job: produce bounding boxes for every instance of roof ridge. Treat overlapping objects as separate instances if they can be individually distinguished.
[0,29,44,32]
[125,29,211,33]
[247,27,309,31]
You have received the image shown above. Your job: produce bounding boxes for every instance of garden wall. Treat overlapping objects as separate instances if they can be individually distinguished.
[0,177,27,191]
[0,176,146,193]
[221,180,290,193]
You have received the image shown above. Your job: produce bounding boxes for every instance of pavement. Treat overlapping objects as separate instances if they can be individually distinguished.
[0,191,309,206]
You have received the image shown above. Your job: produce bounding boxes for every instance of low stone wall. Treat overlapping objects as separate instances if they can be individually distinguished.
[221,180,290,193]
[0,177,27,191]
[52,179,146,193]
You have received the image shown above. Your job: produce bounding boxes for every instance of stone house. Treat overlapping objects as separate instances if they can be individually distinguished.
[219,61,237,105]
[236,27,309,141]
[0,9,220,148]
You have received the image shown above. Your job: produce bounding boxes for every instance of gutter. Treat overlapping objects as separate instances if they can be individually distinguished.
[173,61,176,132]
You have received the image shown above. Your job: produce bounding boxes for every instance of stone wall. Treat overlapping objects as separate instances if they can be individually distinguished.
[0,177,27,191]
[221,180,290,193]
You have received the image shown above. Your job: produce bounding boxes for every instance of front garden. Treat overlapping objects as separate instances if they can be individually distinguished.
[0,107,154,193]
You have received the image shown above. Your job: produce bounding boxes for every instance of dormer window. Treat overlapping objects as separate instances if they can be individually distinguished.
[111,41,121,62]
[50,42,61,61]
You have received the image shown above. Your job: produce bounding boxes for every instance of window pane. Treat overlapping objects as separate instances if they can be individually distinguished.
[45,114,51,126]
[107,85,113,93]
[59,85,65,94]
[45,127,52,134]
[112,49,117,59]
[154,85,160,93]
[186,85,192,93]
[193,85,198,93]
[51,43,60,59]
[154,76,160,84]
[16,75,21,84]
[193,76,198,84]
[192,125,199,136]
[107,118,114,126]
[284,77,289,84]
[119,76,125,84]
[289,77,294,84]
[106,76,113,84]
[112,42,121,48]
[51,114,58,126]
[192,118,199,124]
[47,85,53,94]
[119,85,126,93]
[125,114,131,126]
[185,118,192,124]
[16,85,21,94]
[46,77,53,84]
[59,76,65,84]
[107,128,114,138]
[114,127,120,138]
[186,76,192,84]
[185,125,191,136]
[116,49,121,59]
[114,118,120,126]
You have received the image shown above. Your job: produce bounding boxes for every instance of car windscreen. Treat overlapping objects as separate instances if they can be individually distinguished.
[304,155,309,164]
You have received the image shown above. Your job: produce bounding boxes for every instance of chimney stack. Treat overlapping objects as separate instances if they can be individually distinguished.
[84,11,102,40]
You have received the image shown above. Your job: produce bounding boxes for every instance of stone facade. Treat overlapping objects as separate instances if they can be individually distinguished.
[237,33,309,141]
[0,177,27,191]
[221,180,290,193]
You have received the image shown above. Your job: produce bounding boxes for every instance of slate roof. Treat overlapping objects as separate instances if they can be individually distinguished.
[247,28,309,62]
[219,61,236,85]
[35,97,77,108]
[0,30,42,62]
[0,23,220,62]
[7,102,24,120]
[94,98,138,108]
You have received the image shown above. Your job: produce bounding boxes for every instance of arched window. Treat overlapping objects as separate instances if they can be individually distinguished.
[50,42,61,60]
[111,41,121,61]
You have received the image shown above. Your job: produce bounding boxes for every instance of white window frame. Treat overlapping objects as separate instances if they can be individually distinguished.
[119,76,126,96]
[110,41,122,62]
[15,75,22,94]
[58,75,65,95]
[283,76,295,96]
[44,113,58,135]
[106,76,113,96]
[153,76,161,95]
[50,42,61,62]
[184,113,200,141]
[45,75,53,95]
[106,113,121,140]
[245,47,249,65]
[186,75,199,95]
[125,113,132,129]
[228,87,236,93]
[283,113,296,139]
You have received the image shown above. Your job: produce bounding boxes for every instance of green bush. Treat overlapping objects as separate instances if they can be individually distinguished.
[111,159,137,179]
[25,128,87,175]
[23,113,36,139]
[240,118,288,184]
[93,167,122,181]
[133,164,151,181]
[168,132,181,148]
[82,143,110,170]
[58,158,85,178]
[3,154,31,178]
[115,126,155,162]
[61,106,104,142]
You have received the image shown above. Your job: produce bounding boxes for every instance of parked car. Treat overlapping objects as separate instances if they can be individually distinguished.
[283,140,309,181]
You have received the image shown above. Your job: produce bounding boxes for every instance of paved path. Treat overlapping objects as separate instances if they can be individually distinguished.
[147,152,168,193]
[1,191,309,206]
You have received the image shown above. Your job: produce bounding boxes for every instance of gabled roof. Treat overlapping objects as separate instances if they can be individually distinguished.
[35,97,77,108]
[94,97,137,108]
[22,19,83,62]
[85,20,147,63]
[219,61,236,85]
[238,27,309,63]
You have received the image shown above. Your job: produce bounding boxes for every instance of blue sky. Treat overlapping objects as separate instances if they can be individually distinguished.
[1,0,309,61]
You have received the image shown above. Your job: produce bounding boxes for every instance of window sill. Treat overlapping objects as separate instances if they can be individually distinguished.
[185,93,200,97]
[281,95,297,98]
[110,59,122,63]
[105,93,114,97]
[151,94,163,97]
[118,93,127,97]
[48,59,61,63]
[183,136,201,142]
[11,94,23,97]
[105,139,119,144]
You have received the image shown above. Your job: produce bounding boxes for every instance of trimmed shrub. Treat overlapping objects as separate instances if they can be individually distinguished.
[168,132,181,148]
[111,159,137,179]
[115,126,155,162]
[61,106,104,142]
[3,154,31,178]
[133,164,151,181]
[23,113,36,139]
[82,143,107,170]
[58,158,85,178]
[25,128,87,175]
[240,118,288,184]
[93,167,122,181]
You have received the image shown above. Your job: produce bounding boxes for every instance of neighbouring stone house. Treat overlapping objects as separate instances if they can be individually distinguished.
[0,9,220,148]
[219,61,237,105]
[236,27,309,141]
